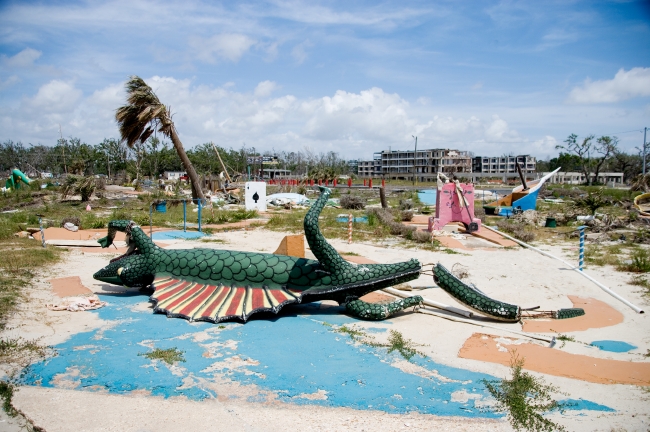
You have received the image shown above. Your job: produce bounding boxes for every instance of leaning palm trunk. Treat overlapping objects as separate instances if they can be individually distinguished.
[169,127,203,199]
[116,76,205,201]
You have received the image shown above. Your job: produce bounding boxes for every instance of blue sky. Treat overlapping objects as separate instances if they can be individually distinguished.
[1,0,649,159]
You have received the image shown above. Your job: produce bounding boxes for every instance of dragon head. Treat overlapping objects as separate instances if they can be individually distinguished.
[92,221,155,288]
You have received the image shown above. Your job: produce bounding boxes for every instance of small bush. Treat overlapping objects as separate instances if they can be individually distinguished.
[496,220,535,242]
[60,216,81,229]
[483,352,567,432]
[340,195,366,210]
[619,249,650,273]
[398,199,413,210]
[405,229,431,243]
[401,210,414,221]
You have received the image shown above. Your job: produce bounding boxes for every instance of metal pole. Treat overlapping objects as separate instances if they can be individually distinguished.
[149,204,153,238]
[198,199,202,233]
[578,225,587,271]
[183,200,187,232]
[36,214,45,248]
[483,225,644,314]
[348,214,352,244]
[643,127,648,175]
[412,135,417,186]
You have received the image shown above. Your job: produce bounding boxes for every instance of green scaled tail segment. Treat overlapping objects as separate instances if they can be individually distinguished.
[303,187,351,274]
[303,187,421,300]
[554,308,586,319]
[346,295,423,321]
[433,263,521,322]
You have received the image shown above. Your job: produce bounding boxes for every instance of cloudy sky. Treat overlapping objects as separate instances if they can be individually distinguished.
[1,0,649,160]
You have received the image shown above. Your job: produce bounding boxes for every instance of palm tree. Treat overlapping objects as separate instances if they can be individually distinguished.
[115,76,205,200]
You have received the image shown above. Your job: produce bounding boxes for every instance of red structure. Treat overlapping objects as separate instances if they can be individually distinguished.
[368,179,373,188]
[347,178,352,187]
[428,182,481,233]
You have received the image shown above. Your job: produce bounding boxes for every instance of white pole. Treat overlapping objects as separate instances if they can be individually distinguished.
[482,225,644,314]
[382,287,473,318]
[417,307,554,343]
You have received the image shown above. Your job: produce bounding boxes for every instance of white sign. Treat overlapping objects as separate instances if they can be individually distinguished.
[245,182,267,212]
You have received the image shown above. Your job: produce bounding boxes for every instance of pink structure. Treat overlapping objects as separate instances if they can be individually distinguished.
[428,182,481,232]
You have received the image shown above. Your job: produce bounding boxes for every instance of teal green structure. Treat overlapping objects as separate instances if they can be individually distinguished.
[5,168,30,190]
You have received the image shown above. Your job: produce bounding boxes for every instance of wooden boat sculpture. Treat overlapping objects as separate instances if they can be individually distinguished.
[483,167,561,215]
[433,263,585,322]
[634,192,650,217]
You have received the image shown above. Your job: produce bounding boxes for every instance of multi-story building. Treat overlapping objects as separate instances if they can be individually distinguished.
[358,148,472,182]
[357,153,382,178]
[472,155,536,175]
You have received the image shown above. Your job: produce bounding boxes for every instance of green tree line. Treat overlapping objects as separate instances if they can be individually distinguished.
[0,138,351,180]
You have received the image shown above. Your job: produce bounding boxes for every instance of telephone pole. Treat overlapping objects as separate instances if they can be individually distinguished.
[411,135,417,186]
[643,127,648,175]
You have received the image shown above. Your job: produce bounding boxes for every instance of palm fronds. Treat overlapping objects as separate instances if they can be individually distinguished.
[60,176,96,202]
[115,76,173,147]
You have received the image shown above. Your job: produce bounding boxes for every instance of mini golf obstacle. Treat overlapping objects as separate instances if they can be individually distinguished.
[148,198,207,239]
[429,174,481,233]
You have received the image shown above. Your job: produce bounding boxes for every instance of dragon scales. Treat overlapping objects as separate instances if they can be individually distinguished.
[93,187,423,323]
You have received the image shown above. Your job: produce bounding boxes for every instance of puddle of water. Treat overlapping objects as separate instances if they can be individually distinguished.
[590,340,637,353]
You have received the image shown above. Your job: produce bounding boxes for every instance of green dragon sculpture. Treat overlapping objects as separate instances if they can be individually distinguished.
[93,187,423,322]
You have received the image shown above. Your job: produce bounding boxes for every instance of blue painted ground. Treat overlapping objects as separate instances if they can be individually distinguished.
[417,190,437,206]
[590,340,637,353]
[151,230,206,240]
[22,292,612,416]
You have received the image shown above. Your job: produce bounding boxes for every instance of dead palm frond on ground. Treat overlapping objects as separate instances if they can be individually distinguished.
[631,173,650,193]
[115,76,205,200]
[60,175,96,202]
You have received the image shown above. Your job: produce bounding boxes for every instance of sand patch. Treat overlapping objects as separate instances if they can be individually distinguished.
[522,296,624,333]
[49,276,93,297]
[459,333,650,385]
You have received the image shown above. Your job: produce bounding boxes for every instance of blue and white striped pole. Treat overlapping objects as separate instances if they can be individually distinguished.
[37,214,45,248]
[577,225,588,271]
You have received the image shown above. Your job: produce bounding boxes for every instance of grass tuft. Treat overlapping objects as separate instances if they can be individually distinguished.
[139,347,185,365]
[0,381,17,416]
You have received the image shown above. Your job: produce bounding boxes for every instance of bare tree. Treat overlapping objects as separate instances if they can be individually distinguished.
[556,134,595,185]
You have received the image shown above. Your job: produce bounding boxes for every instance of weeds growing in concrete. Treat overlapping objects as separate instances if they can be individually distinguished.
[482,352,567,432]
[323,323,426,362]
[0,381,16,416]
[139,347,186,364]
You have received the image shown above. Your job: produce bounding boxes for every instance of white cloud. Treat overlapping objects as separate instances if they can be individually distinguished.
[1,47,42,68]
[300,88,412,143]
[0,75,20,90]
[254,80,278,97]
[567,67,650,104]
[189,33,256,63]
[291,40,312,64]
[0,76,567,158]
[27,80,82,113]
